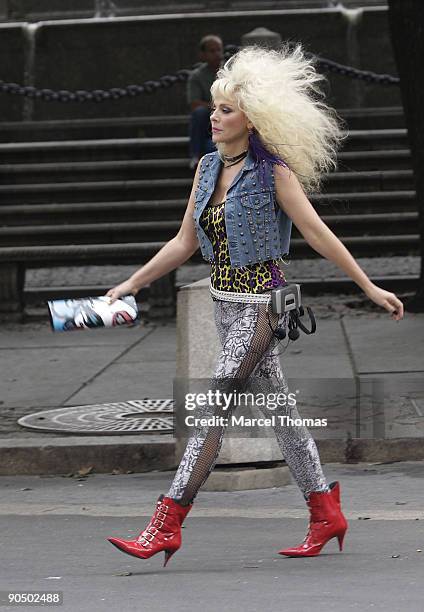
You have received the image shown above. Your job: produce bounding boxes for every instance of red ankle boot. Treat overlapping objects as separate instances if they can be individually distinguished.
[107,494,192,567]
[278,481,348,557]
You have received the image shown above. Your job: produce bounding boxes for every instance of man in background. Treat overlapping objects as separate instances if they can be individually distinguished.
[187,35,224,169]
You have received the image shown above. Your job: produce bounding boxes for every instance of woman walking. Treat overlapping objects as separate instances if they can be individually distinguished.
[106,44,404,566]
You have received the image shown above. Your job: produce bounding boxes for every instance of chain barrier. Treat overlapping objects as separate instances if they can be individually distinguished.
[311,55,399,86]
[0,44,399,103]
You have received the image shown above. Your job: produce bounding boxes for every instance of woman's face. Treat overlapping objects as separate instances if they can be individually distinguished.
[210,96,251,145]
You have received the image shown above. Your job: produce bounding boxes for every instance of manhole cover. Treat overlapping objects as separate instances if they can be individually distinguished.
[18,399,174,435]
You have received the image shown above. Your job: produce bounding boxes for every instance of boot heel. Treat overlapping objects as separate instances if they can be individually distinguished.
[337,530,346,551]
[163,550,176,567]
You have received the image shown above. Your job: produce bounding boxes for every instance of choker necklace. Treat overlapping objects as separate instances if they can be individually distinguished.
[218,149,248,168]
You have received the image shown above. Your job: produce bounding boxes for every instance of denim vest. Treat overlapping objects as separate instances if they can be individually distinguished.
[192,150,292,268]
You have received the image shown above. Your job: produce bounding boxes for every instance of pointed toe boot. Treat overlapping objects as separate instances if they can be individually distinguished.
[107,494,192,567]
[278,481,348,557]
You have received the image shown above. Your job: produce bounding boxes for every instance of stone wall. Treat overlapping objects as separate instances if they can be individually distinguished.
[0,6,400,122]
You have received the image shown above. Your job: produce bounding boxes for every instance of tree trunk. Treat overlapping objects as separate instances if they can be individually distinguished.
[387,0,424,311]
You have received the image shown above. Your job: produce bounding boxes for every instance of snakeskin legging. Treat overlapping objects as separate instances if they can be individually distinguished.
[166,298,329,505]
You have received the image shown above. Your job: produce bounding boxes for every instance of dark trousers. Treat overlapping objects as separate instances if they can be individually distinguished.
[189,106,216,158]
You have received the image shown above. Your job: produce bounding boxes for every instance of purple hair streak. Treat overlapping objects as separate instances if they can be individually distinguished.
[248,129,290,186]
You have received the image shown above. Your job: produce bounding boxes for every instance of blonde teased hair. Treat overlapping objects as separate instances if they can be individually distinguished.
[210,43,347,194]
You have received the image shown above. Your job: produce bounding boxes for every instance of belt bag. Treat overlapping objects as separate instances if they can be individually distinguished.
[271,284,316,336]
[270,284,301,314]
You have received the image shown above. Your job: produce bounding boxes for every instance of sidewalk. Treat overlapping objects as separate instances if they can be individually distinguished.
[1,291,424,611]
[0,289,423,474]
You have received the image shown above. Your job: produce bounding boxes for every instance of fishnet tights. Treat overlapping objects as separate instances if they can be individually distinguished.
[166,299,328,505]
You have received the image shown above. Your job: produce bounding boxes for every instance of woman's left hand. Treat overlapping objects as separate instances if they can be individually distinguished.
[364,284,404,321]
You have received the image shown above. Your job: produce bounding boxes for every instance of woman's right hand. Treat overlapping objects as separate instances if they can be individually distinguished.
[105,279,137,304]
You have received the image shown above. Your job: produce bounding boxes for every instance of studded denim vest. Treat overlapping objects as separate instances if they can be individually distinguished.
[192,150,292,268]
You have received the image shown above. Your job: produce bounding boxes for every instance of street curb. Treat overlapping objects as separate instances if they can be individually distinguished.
[1,436,424,476]
[0,435,176,476]
[202,466,292,492]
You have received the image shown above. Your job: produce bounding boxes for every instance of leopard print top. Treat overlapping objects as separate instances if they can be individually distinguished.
[199,200,288,293]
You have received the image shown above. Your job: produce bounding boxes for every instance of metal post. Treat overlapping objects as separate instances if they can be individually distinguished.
[241,27,282,50]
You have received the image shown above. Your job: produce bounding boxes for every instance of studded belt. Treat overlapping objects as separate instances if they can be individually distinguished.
[209,282,272,304]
